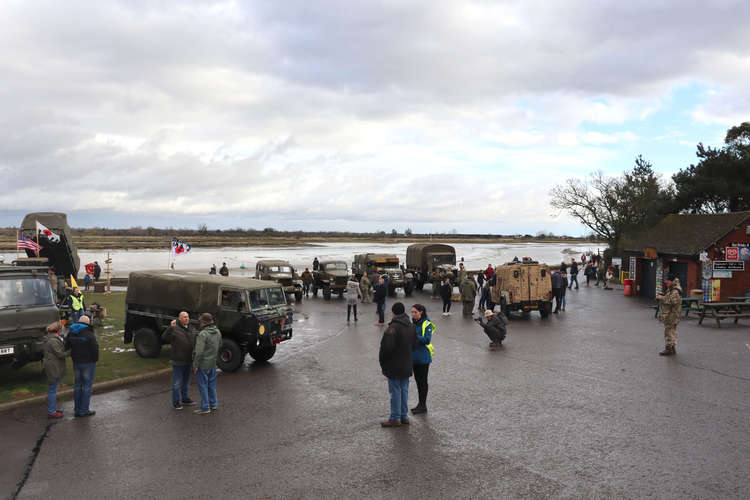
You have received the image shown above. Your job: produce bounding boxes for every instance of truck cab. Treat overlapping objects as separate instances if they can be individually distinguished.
[352,254,413,297]
[255,260,303,302]
[312,260,349,300]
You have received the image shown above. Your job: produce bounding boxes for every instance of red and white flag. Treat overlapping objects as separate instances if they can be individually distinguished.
[171,238,191,257]
[36,221,60,244]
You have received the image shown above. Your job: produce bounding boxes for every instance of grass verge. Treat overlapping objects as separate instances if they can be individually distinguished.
[0,291,171,403]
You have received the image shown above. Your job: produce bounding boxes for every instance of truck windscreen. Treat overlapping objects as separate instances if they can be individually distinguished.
[0,279,55,308]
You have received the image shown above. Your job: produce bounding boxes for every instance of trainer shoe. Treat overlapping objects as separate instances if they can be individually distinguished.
[181,399,196,406]
[47,411,63,419]
[79,411,96,417]
[194,408,211,414]
[173,402,183,410]
[380,419,401,427]
[210,406,219,411]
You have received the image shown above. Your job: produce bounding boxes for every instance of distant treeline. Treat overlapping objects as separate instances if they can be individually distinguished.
[0,225,598,241]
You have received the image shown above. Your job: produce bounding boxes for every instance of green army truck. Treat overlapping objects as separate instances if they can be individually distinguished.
[0,265,59,368]
[20,212,80,281]
[255,260,303,302]
[352,253,413,297]
[124,271,293,372]
[405,243,458,291]
[311,260,349,300]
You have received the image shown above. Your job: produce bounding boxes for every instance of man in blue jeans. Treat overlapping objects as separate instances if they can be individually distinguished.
[378,302,416,427]
[192,313,222,414]
[64,315,99,417]
[162,311,197,410]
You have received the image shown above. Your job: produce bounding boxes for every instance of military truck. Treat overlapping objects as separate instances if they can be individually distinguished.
[490,261,553,318]
[0,264,59,368]
[124,271,293,372]
[255,260,303,302]
[352,253,413,297]
[405,243,458,291]
[312,260,349,300]
[20,212,80,281]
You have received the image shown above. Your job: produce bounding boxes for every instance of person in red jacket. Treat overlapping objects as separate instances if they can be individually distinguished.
[484,264,495,281]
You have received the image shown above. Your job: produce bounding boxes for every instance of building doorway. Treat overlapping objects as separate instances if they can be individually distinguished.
[667,262,688,297]
[640,259,657,298]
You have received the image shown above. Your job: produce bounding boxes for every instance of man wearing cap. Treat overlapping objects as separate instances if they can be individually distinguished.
[192,313,222,413]
[378,302,416,427]
[475,309,508,350]
[656,274,682,356]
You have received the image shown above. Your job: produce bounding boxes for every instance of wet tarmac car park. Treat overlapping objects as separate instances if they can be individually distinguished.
[3,285,750,499]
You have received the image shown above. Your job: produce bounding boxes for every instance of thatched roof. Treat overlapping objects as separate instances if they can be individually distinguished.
[625,211,750,257]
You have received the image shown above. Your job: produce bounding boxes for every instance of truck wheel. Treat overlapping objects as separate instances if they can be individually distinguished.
[295,291,303,302]
[248,344,276,362]
[323,288,332,300]
[540,302,552,319]
[217,338,244,372]
[134,327,161,358]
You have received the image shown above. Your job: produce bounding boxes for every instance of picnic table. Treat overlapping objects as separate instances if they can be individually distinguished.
[651,297,702,318]
[698,302,750,328]
[727,296,750,302]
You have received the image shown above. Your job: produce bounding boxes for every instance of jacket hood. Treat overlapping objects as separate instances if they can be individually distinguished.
[202,324,220,335]
[390,313,411,328]
[69,323,89,335]
[670,278,683,293]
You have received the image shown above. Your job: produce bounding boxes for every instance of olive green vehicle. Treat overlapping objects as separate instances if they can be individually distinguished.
[405,243,458,291]
[20,212,80,281]
[124,271,293,372]
[490,261,553,318]
[255,260,303,302]
[351,254,413,297]
[311,260,349,300]
[0,265,59,368]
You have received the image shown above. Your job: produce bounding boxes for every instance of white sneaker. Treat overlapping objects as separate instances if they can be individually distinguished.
[447,312,451,316]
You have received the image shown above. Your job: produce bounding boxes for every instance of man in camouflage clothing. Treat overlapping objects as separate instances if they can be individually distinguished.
[360,273,372,303]
[430,269,442,299]
[656,274,682,356]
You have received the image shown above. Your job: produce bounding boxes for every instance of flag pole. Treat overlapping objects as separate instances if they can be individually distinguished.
[35,221,40,257]
[16,230,19,261]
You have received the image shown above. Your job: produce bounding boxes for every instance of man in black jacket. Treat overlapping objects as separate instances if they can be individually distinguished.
[64,315,99,417]
[379,302,416,427]
[162,311,197,410]
[476,309,508,350]
[374,278,388,326]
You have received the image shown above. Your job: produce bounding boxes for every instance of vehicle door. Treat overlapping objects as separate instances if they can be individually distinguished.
[217,286,249,337]
[527,266,551,302]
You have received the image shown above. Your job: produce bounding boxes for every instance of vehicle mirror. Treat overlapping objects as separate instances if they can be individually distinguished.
[513,270,519,279]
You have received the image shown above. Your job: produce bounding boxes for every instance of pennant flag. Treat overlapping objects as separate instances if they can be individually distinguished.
[171,238,191,257]
[70,275,79,288]
[17,232,42,252]
[36,221,60,244]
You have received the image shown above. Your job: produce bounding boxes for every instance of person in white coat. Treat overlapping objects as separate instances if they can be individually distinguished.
[346,278,363,322]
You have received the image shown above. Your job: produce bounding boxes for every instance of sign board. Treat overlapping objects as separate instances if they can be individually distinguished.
[612,257,622,267]
[726,247,740,261]
[713,270,732,278]
[699,252,708,261]
[629,256,636,281]
[713,261,744,271]
[644,247,658,259]
[702,260,713,280]
[727,242,750,261]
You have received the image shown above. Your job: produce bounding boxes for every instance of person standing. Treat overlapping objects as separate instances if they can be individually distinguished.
[379,302,416,427]
[560,273,568,311]
[604,267,615,290]
[64,315,98,417]
[459,276,477,316]
[475,309,508,350]
[569,260,579,290]
[346,277,362,322]
[360,273,372,303]
[410,304,434,415]
[476,271,484,289]
[209,264,217,275]
[457,263,467,283]
[478,280,490,311]
[43,321,68,418]
[219,263,229,276]
[374,278,387,326]
[93,262,101,281]
[312,257,319,271]
[440,278,453,316]
[192,313,222,414]
[560,261,568,274]
[66,286,86,323]
[656,275,682,356]
[551,269,563,314]
[162,311,197,410]
[484,264,495,281]
[431,269,441,299]
[301,268,313,297]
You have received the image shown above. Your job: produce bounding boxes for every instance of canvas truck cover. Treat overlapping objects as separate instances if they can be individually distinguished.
[20,212,80,278]
[126,271,277,314]
[406,243,456,270]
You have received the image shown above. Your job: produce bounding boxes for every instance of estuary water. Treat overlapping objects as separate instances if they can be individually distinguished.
[2,242,603,278]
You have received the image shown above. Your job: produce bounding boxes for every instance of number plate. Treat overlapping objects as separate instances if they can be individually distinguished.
[0,346,14,356]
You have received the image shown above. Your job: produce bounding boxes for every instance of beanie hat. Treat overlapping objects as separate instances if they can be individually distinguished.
[391,302,405,315]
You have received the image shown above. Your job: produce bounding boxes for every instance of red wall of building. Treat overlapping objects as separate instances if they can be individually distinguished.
[707,224,750,300]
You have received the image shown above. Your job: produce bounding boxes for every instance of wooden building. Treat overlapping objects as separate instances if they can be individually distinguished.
[624,211,750,300]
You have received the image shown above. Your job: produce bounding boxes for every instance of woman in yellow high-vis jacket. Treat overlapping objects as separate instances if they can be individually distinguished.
[410,304,434,415]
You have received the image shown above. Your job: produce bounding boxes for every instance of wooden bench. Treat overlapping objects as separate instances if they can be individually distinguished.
[651,298,702,319]
[698,302,750,328]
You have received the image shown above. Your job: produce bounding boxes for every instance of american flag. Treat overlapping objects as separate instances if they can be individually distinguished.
[17,232,42,252]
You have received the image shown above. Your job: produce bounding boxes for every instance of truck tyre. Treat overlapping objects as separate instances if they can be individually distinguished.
[323,287,332,300]
[295,291,303,302]
[248,344,276,362]
[540,302,552,319]
[217,338,244,372]
[134,327,161,358]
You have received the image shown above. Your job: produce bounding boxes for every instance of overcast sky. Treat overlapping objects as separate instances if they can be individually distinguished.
[1,0,748,234]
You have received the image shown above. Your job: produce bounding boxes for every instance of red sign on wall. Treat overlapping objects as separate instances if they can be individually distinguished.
[726,247,740,261]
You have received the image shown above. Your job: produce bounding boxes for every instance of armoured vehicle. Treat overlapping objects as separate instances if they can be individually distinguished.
[255,260,303,302]
[312,260,349,300]
[124,271,293,372]
[490,260,553,318]
[405,243,458,291]
[0,265,59,368]
[352,254,413,297]
[20,212,80,281]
